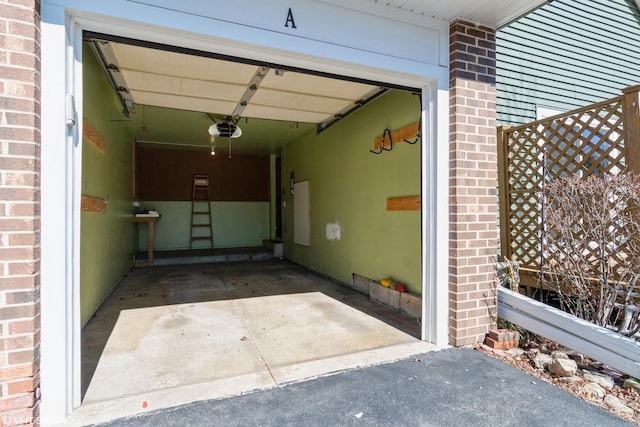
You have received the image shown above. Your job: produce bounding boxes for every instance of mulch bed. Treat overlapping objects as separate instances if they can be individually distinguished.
[474,333,640,425]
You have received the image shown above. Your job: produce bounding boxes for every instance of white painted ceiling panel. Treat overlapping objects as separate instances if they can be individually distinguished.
[121,70,182,96]
[260,72,378,100]
[130,91,238,116]
[123,69,247,101]
[250,89,355,115]
[178,78,247,101]
[112,43,255,84]
[241,104,331,123]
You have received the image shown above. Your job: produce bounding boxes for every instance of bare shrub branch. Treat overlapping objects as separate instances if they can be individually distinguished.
[543,173,640,337]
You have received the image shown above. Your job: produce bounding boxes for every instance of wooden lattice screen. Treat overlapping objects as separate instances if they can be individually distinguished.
[497,85,640,288]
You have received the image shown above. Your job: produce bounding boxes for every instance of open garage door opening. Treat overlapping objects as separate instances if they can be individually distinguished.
[77,32,430,422]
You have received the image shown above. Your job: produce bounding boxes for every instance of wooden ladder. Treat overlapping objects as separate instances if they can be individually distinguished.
[190,174,214,249]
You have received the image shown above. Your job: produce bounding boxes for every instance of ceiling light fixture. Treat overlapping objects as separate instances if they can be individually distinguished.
[208,121,242,139]
[208,120,242,159]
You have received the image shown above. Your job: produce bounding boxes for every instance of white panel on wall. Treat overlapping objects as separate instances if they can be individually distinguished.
[294,180,310,246]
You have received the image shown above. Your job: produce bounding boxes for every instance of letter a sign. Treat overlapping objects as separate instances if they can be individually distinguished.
[285,8,297,29]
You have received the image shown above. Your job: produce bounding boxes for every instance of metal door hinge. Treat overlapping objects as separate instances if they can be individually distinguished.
[66,94,76,127]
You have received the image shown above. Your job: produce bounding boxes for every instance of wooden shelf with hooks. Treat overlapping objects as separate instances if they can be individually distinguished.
[373,121,419,151]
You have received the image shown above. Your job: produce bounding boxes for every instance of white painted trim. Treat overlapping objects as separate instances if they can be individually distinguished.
[314,0,448,29]
[498,288,640,378]
[47,0,448,87]
[536,105,564,120]
[40,3,451,422]
[71,12,447,87]
[69,18,84,412]
[313,0,450,67]
[420,86,431,342]
[420,81,449,346]
[435,85,450,345]
[40,4,79,423]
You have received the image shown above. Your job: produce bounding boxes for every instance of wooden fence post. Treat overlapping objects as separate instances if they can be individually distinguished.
[622,85,640,175]
[497,125,512,261]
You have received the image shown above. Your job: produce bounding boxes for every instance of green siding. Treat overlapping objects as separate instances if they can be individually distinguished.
[282,90,421,294]
[497,0,640,126]
[81,43,136,326]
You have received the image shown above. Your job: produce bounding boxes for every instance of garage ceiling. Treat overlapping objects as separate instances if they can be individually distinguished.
[89,39,389,155]
[97,41,386,126]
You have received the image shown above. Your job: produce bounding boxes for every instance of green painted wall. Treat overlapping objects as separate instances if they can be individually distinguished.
[136,201,269,249]
[81,43,136,326]
[497,0,640,126]
[282,90,422,293]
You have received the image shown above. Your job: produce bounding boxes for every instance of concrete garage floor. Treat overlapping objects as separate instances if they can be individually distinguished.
[75,260,437,425]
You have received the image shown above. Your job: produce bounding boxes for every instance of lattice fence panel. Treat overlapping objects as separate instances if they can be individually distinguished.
[499,96,627,273]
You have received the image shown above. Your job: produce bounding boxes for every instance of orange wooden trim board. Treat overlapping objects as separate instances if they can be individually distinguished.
[387,196,421,211]
[83,119,107,154]
[81,195,107,212]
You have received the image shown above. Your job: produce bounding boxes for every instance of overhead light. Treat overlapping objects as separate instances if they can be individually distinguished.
[208,122,242,139]
[208,120,242,159]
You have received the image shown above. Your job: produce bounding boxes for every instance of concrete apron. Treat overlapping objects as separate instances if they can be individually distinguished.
[73,260,438,425]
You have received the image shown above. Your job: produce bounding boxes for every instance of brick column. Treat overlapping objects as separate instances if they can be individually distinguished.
[448,20,498,346]
[0,0,41,425]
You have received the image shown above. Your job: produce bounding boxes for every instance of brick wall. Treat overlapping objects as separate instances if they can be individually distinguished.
[0,0,41,426]
[448,20,498,347]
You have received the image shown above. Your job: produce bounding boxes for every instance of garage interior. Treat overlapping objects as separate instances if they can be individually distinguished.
[77,33,429,421]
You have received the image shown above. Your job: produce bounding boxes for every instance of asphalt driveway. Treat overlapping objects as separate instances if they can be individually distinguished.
[92,347,632,426]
